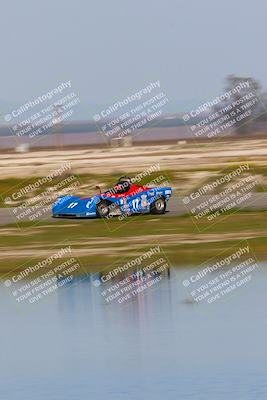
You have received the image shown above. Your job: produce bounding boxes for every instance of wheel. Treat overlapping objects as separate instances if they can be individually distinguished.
[96,200,110,218]
[150,197,166,215]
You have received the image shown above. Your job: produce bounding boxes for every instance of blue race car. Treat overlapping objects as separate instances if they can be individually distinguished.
[52,176,172,218]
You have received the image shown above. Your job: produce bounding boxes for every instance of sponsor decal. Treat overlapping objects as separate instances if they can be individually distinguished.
[141,194,148,207]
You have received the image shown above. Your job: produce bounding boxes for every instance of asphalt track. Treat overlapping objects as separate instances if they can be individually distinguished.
[0,193,266,226]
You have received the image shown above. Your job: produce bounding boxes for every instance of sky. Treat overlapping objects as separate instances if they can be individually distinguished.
[1,0,266,115]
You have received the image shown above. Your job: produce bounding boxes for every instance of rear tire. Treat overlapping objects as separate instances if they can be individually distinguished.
[96,200,110,218]
[150,197,166,215]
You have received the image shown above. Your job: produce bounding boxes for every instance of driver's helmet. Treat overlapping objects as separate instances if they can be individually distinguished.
[114,176,132,193]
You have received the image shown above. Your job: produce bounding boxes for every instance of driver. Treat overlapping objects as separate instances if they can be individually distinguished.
[114,177,132,194]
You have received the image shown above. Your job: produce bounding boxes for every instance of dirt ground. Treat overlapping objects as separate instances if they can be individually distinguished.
[1,138,267,179]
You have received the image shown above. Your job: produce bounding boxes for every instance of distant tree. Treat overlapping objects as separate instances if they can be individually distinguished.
[224,75,262,134]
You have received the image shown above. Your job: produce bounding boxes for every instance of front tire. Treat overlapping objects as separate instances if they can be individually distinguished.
[96,200,110,218]
[150,197,166,215]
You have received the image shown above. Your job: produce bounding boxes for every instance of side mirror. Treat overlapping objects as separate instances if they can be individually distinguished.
[95,185,102,194]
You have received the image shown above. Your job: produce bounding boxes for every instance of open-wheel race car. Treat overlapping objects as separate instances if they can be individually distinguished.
[52,176,173,219]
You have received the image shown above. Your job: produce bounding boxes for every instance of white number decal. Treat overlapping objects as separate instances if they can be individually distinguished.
[67,202,78,209]
[132,198,139,210]
[86,199,94,208]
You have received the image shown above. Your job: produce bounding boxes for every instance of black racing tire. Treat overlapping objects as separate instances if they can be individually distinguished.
[150,197,166,215]
[96,200,110,218]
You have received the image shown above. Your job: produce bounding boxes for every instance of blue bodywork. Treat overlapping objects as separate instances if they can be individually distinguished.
[52,187,173,218]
